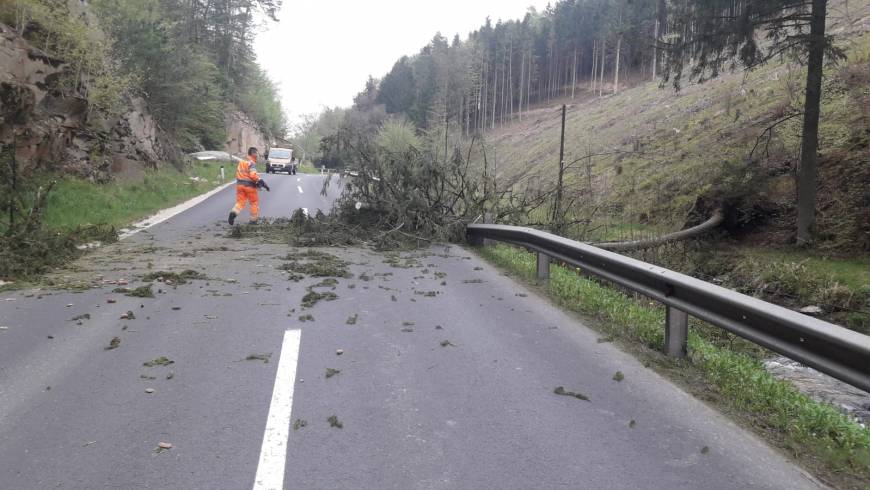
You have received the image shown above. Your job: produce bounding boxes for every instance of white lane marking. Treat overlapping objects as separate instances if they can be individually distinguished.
[301,208,309,217]
[119,182,234,239]
[296,178,301,183]
[253,329,302,490]
[297,185,304,194]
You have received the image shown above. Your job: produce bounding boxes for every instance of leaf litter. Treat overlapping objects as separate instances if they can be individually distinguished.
[143,356,174,367]
[554,386,590,401]
[244,353,272,363]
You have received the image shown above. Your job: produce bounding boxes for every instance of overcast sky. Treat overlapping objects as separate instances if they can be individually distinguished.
[254,0,551,130]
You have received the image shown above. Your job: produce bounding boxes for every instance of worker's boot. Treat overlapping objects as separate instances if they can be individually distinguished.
[228,211,237,225]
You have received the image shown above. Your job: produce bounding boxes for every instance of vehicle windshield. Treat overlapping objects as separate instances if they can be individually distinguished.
[269,149,291,159]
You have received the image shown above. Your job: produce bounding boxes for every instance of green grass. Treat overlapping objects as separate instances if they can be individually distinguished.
[742,247,870,294]
[474,24,870,248]
[478,243,870,484]
[297,164,321,174]
[43,163,225,230]
[692,245,870,333]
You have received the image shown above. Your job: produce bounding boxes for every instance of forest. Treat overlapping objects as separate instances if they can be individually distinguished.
[300,0,859,249]
[307,0,837,151]
[0,0,287,151]
[304,0,666,163]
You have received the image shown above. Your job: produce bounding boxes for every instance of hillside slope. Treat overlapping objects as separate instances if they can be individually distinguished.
[477,2,870,253]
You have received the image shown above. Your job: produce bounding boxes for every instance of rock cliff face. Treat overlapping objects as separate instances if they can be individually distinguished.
[224,108,269,157]
[0,22,269,181]
[0,23,180,181]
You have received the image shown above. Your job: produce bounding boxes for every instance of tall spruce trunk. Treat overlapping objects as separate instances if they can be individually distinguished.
[599,39,606,97]
[527,48,532,114]
[613,36,622,94]
[519,52,525,121]
[652,19,659,80]
[480,61,487,133]
[571,45,578,99]
[796,0,828,245]
[492,59,498,129]
[508,40,514,121]
[591,41,597,91]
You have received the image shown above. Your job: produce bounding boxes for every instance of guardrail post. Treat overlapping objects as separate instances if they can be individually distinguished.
[536,252,550,281]
[665,306,688,358]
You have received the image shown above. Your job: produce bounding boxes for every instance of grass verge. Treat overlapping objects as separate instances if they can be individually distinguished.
[478,243,870,488]
[0,163,225,285]
[678,244,870,334]
[43,163,225,230]
[296,164,321,174]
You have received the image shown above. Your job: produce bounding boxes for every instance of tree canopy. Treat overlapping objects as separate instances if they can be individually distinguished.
[1,0,287,151]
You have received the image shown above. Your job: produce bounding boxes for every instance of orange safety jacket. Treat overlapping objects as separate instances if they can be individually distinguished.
[235,156,261,188]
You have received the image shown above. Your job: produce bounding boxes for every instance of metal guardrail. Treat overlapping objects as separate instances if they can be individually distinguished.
[467,224,870,392]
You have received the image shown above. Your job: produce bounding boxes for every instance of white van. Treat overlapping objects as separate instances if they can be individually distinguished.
[265,148,296,175]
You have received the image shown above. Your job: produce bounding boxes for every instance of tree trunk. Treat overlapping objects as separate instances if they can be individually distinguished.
[548,46,554,102]
[571,45,578,99]
[613,36,622,95]
[480,61,487,133]
[501,46,507,125]
[796,0,827,246]
[591,41,597,92]
[553,104,567,231]
[519,52,525,121]
[652,16,659,80]
[508,40,514,121]
[596,209,724,251]
[527,48,532,114]
[563,51,569,98]
[492,58,498,129]
[599,39,606,97]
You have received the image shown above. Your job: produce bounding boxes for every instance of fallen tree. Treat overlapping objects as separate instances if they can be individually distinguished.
[310,122,550,247]
[594,208,724,251]
[0,147,116,281]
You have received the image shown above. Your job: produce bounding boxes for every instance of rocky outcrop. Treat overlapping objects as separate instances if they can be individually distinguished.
[1,21,269,181]
[0,23,176,181]
[225,108,269,157]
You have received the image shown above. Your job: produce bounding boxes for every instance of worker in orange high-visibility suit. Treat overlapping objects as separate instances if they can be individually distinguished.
[229,147,270,225]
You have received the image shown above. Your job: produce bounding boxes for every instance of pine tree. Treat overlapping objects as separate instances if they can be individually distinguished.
[661,0,843,245]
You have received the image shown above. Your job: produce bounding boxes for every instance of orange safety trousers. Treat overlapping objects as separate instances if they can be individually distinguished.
[232,185,260,221]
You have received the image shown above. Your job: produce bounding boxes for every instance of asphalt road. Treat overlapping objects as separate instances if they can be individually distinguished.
[0,174,820,489]
[158,170,345,232]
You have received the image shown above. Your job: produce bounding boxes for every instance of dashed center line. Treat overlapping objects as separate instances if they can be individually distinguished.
[253,329,302,490]
[297,186,304,194]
